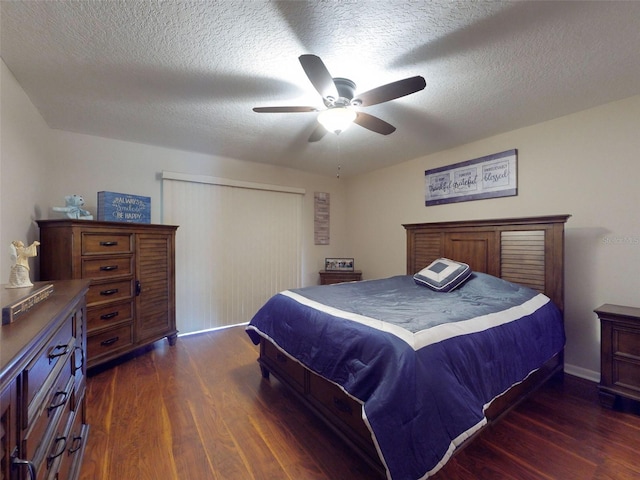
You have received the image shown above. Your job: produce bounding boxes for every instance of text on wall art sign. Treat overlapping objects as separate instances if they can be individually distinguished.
[425,149,517,206]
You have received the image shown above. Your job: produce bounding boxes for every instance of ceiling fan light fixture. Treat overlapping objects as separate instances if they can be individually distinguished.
[317,107,357,134]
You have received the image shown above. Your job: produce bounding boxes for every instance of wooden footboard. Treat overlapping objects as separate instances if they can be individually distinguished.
[258,337,385,474]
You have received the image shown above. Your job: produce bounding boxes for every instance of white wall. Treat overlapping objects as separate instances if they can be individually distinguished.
[0,61,52,280]
[1,60,350,289]
[346,94,640,380]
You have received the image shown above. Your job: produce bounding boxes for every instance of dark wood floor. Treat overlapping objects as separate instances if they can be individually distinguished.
[79,326,640,480]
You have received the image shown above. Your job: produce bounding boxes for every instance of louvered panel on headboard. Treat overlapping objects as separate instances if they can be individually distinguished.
[501,230,545,293]
[412,232,442,273]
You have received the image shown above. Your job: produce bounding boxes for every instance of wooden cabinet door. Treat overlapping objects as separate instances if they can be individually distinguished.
[135,233,176,343]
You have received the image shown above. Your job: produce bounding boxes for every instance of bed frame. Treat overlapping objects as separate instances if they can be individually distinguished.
[256,214,570,476]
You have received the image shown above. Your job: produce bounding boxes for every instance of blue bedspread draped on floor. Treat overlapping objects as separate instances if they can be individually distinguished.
[246,273,565,480]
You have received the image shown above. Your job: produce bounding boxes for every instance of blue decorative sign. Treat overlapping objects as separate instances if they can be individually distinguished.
[425,149,517,206]
[97,191,151,223]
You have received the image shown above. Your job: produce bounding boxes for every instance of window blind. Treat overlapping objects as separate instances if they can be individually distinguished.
[162,172,304,334]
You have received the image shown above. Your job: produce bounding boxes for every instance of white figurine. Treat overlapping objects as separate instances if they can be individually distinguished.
[7,240,40,288]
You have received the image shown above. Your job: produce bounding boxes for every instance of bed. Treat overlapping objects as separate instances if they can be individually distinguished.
[246,214,570,480]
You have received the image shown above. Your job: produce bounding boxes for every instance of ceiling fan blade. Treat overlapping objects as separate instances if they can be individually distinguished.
[354,112,396,135]
[299,54,339,100]
[352,76,426,107]
[308,124,327,142]
[253,106,318,113]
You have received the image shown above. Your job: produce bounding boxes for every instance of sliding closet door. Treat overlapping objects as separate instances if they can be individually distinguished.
[162,173,303,334]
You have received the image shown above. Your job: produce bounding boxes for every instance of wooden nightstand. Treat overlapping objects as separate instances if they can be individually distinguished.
[595,304,640,408]
[319,270,362,285]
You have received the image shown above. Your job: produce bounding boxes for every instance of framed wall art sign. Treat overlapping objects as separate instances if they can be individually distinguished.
[314,192,330,245]
[98,191,151,223]
[425,149,517,206]
[325,258,354,272]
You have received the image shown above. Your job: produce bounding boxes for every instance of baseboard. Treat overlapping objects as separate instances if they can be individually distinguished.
[564,363,600,383]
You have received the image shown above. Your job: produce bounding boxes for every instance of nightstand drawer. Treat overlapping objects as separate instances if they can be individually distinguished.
[82,233,133,255]
[612,359,640,393]
[81,255,133,280]
[319,270,362,285]
[613,328,640,359]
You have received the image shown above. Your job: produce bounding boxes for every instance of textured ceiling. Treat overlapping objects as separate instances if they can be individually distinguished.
[2,1,640,177]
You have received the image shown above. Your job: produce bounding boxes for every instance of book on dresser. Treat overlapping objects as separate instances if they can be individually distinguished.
[36,219,178,369]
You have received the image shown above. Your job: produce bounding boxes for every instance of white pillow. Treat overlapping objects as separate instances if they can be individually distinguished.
[413,258,472,292]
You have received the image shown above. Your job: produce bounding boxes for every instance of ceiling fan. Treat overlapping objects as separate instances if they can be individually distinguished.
[253,54,426,142]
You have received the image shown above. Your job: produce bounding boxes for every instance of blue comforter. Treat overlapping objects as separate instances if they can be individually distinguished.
[246,273,565,480]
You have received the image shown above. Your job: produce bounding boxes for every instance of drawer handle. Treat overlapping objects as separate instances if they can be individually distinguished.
[100,311,119,320]
[101,336,120,347]
[332,397,353,415]
[48,390,69,413]
[47,436,67,467]
[68,434,84,454]
[100,288,119,296]
[12,457,36,480]
[100,241,118,246]
[100,265,119,271]
[48,344,70,362]
[276,352,287,363]
[74,345,85,373]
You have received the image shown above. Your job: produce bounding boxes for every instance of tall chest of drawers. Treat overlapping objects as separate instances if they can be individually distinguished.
[36,220,178,369]
[1,280,90,480]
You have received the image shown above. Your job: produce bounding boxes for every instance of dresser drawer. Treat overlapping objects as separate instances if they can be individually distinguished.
[262,340,305,392]
[42,377,76,479]
[22,319,74,425]
[86,279,133,306]
[81,232,133,255]
[56,408,88,480]
[24,375,74,471]
[308,371,370,441]
[87,301,134,332]
[81,255,133,280]
[87,324,134,361]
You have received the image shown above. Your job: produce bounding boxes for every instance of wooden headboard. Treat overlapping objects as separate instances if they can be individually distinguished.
[404,215,570,312]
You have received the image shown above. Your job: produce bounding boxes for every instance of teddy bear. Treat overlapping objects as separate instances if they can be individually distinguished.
[52,194,94,220]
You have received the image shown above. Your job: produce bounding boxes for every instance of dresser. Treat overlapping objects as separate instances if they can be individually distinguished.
[319,270,362,285]
[595,304,640,408]
[36,219,178,369]
[1,280,89,480]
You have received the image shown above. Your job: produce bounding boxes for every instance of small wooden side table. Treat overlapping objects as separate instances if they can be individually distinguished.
[595,303,640,408]
[319,270,362,285]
